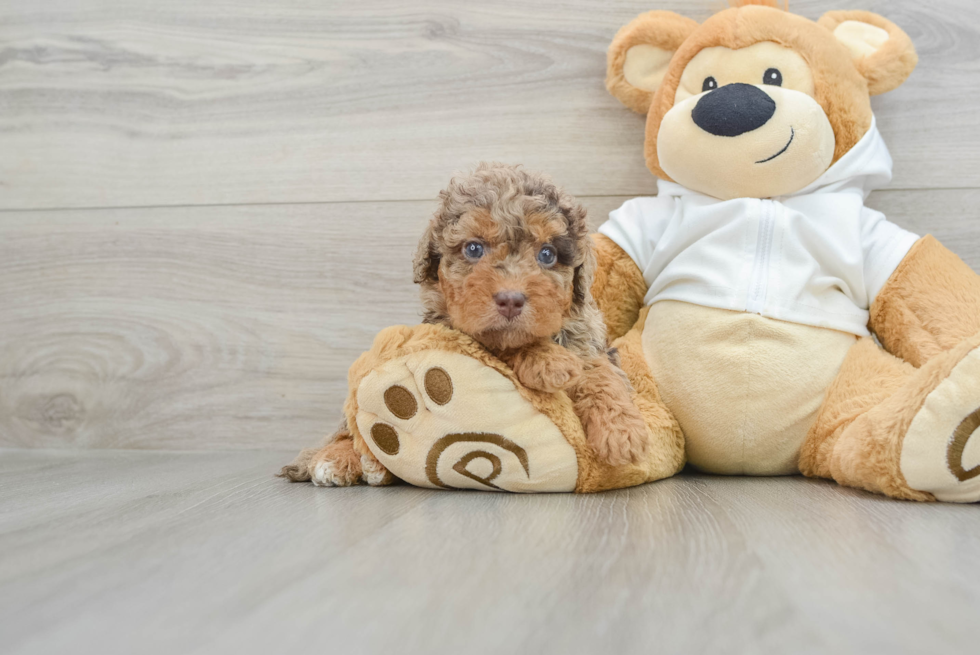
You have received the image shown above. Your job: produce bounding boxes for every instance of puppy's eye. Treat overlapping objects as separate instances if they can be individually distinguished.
[763,68,782,86]
[702,76,718,92]
[463,241,485,261]
[537,245,557,268]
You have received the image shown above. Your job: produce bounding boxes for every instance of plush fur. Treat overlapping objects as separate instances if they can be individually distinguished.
[590,234,648,341]
[643,301,857,476]
[801,332,980,501]
[869,235,980,367]
[817,10,918,96]
[605,10,700,115]
[798,337,924,500]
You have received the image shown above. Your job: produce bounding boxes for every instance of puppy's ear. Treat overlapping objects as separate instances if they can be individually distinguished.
[819,11,917,95]
[606,11,699,114]
[573,241,597,306]
[412,221,441,284]
[562,202,595,306]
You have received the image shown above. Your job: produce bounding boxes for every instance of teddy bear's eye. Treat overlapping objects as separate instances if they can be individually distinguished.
[702,76,718,92]
[537,245,557,268]
[763,68,783,86]
[463,241,485,261]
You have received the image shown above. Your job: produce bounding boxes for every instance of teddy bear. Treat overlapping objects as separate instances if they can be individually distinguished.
[309,0,980,500]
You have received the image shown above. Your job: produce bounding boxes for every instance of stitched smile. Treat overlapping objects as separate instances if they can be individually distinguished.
[755,127,795,164]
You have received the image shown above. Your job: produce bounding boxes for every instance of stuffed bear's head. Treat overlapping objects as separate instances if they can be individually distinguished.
[606,0,917,200]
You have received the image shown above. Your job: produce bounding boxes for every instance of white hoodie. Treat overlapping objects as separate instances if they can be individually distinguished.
[597,117,919,337]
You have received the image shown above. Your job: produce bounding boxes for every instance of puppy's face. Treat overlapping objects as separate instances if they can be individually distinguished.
[433,209,577,351]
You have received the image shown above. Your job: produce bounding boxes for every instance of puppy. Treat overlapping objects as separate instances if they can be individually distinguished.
[281,163,649,487]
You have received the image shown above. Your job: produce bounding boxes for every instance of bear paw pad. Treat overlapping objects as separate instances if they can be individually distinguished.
[354,351,578,492]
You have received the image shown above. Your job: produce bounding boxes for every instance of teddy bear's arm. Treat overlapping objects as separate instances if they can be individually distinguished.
[590,233,648,342]
[870,235,980,367]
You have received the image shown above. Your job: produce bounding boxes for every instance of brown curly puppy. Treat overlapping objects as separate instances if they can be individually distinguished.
[281,163,648,487]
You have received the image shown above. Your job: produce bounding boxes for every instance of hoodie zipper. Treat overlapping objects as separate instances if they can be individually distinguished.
[746,199,776,315]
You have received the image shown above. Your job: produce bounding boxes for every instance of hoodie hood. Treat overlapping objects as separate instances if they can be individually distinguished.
[658,115,892,201]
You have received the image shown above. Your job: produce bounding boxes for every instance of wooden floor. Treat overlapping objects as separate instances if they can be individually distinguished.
[2,448,979,655]
[2,1,980,653]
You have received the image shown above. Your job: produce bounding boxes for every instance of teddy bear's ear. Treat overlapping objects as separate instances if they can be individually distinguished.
[818,10,918,96]
[606,11,700,114]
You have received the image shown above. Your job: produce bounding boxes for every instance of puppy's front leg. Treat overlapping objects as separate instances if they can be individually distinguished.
[503,341,583,394]
[278,419,394,487]
[568,356,649,466]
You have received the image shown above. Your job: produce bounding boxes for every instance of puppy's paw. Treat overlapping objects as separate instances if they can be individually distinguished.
[278,450,315,482]
[587,409,649,467]
[578,392,650,467]
[309,438,363,487]
[512,347,583,394]
[360,453,395,487]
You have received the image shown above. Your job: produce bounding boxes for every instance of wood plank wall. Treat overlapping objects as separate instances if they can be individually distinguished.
[2,0,978,450]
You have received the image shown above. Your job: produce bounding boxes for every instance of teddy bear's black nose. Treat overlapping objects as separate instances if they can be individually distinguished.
[692,83,776,137]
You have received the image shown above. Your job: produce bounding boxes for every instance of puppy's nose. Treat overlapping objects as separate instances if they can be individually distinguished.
[692,83,776,137]
[494,291,526,320]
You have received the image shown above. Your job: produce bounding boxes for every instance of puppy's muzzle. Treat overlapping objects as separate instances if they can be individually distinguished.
[494,291,526,320]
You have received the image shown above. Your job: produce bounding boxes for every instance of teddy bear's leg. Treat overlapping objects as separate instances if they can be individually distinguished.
[339,324,684,493]
[800,332,980,502]
[870,235,980,367]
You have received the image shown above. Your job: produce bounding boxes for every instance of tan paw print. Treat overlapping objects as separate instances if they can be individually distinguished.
[354,351,579,492]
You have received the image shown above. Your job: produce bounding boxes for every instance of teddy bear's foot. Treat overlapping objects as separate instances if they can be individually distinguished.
[353,349,580,492]
[340,323,686,493]
[901,344,980,503]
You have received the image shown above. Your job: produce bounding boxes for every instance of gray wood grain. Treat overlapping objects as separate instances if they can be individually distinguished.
[1,0,978,210]
[1,449,978,655]
[0,201,425,450]
[1,190,978,450]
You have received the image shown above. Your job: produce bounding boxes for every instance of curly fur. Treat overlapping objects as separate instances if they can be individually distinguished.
[413,162,607,361]
[278,419,358,483]
[410,163,648,465]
